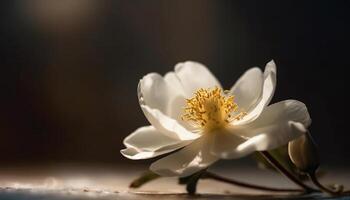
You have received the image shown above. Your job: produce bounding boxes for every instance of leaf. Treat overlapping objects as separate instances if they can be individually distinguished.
[129,171,160,188]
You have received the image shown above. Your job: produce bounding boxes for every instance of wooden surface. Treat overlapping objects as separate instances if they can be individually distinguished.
[1,164,349,199]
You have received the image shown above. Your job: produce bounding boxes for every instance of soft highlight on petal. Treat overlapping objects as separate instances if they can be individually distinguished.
[236,122,307,153]
[174,61,221,97]
[123,126,187,152]
[150,136,218,177]
[230,67,263,112]
[121,147,169,160]
[247,100,311,130]
[138,73,185,117]
[210,128,248,159]
[212,100,310,159]
[233,60,277,125]
[141,105,200,141]
[233,100,311,153]
[121,126,191,160]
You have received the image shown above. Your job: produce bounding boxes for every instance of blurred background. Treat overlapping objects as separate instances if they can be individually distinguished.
[0,0,349,167]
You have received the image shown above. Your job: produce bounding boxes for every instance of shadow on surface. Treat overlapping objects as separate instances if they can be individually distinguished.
[1,188,349,200]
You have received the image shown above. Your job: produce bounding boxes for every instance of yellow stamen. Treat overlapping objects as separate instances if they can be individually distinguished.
[182,87,246,132]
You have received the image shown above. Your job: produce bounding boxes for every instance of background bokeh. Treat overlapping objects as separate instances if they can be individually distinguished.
[1,0,349,166]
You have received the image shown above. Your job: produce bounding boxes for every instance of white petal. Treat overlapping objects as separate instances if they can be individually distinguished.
[174,61,221,97]
[121,147,171,160]
[164,72,185,96]
[163,72,196,130]
[150,136,218,177]
[121,126,190,160]
[236,122,307,153]
[138,73,184,116]
[210,128,248,159]
[236,100,311,152]
[123,126,187,151]
[141,105,200,141]
[247,100,311,130]
[230,67,263,112]
[166,94,197,131]
[212,100,310,159]
[233,60,277,125]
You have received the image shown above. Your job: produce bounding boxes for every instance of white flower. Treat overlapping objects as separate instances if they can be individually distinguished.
[121,61,311,177]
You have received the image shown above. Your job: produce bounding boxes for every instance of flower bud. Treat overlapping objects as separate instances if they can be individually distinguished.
[288,130,319,173]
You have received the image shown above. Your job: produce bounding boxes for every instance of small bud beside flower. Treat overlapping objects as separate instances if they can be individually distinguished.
[288,125,319,173]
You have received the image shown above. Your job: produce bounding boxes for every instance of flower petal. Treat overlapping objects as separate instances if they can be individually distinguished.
[141,105,200,141]
[150,136,218,177]
[233,60,277,125]
[230,67,263,112]
[210,123,306,159]
[235,100,311,153]
[121,126,191,160]
[138,73,184,116]
[123,126,188,151]
[174,61,221,97]
[248,100,311,129]
[236,122,307,154]
[161,72,197,130]
[212,100,310,159]
[121,147,170,160]
[164,72,186,96]
[210,128,248,159]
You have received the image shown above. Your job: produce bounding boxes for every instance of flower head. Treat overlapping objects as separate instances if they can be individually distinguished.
[121,61,311,177]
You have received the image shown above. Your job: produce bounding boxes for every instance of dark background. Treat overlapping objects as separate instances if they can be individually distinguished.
[0,0,349,166]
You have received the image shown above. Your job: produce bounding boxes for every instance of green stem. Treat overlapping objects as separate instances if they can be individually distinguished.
[259,151,318,193]
[308,172,342,195]
[204,172,304,193]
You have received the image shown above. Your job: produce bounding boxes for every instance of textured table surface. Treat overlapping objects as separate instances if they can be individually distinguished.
[1,164,349,200]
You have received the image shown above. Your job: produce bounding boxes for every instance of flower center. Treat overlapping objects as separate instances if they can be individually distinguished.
[182,87,246,132]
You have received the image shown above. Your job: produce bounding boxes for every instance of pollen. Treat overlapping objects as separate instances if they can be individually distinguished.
[182,87,246,132]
